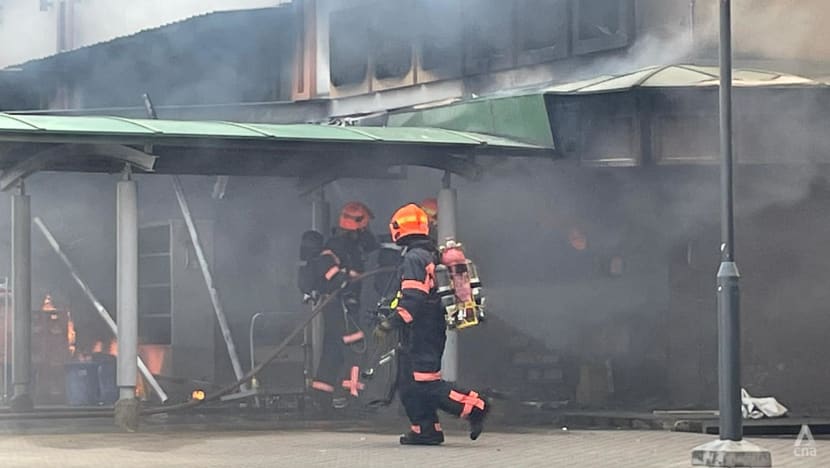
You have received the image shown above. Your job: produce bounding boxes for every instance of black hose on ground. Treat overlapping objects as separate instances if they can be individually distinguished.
[141,267,395,416]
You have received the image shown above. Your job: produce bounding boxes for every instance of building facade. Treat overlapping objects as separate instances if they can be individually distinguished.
[2,0,830,412]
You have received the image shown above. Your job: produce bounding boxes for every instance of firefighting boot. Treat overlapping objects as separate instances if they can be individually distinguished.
[399,423,445,446]
[308,393,335,419]
[469,397,491,441]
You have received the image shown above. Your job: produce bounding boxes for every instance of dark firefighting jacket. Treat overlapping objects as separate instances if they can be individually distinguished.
[387,238,446,375]
[315,235,365,296]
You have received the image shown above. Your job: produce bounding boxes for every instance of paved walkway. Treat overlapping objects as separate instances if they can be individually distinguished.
[2,428,828,467]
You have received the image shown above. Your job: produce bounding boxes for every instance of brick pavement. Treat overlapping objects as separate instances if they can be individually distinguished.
[1,429,828,467]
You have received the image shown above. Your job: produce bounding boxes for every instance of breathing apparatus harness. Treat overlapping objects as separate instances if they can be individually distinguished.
[435,239,486,330]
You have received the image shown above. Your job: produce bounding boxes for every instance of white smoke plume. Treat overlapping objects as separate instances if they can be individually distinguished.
[0,0,286,68]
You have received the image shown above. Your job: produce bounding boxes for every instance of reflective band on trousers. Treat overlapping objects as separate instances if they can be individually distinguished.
[449,390,485,418]
[397,307,413,323]
[311,381,334,393]
[342,330,365,344]
[341,366,365,397]
[413,371,441,382]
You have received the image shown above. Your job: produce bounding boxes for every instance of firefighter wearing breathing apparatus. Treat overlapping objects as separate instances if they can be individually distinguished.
[373,203,490,445]
[307,202,379,409]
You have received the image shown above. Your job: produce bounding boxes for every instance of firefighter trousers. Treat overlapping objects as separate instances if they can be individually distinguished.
[311,298,365,396]
[396,356,487,433]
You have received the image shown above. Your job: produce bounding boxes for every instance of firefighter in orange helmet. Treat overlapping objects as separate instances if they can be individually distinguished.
[374,203,490,445]
[310,201,378,410]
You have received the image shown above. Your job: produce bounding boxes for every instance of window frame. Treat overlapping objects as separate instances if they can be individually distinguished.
[516,0,571,66]
[571,0,634,56]
[138,223,173,346]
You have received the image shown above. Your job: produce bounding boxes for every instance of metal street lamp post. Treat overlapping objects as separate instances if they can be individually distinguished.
[692,3,772,464]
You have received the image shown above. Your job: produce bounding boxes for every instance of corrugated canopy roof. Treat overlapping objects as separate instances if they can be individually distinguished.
[0,113,545,147]
[543,64,823,94]
[0,114,552,191]
[386,64,827,154]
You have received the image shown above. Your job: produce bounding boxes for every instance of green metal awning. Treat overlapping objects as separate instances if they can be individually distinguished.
[387,94,556,149]
[0,113,553,191]
[386,64,828,166]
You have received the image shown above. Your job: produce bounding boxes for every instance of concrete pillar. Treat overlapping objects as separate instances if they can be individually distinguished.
[10,182,32,412]
[438,173,458,382]
[309,189,330,377]
[115,170,139,430]
[311,189,331,236]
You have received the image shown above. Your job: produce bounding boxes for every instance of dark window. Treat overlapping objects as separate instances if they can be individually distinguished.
[516,0,570,65]
[650,90,719,164]
[464,0,515,75]
[139,286,172,317]
[418,0,463,72]
[139,224,172,345]
[577,94,641,166]
[139,317,172,347]
[329,7,370,87]
[372,4,414,81]
[139,225,171,255]
[577,0,621,41]
[138,256,171,282]
[572,0,633,55]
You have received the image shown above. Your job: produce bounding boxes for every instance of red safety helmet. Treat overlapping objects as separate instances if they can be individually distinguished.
[339,202,374,231]
[389,203,430,242]
[420,198,438,225]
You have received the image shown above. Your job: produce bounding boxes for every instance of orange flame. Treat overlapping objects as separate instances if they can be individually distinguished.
[141,346,166,375]
[41,294,57,312]
[136,376,146,399]
[67,312,76,356]
[569,228,588,251]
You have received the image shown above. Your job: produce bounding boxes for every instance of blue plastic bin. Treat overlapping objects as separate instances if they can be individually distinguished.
[64,362,100,406]
[92,353,118,405]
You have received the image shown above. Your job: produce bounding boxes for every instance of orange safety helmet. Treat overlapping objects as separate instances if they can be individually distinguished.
[420,198,438,225]
[389,203,430,242]
[339,201,374,231]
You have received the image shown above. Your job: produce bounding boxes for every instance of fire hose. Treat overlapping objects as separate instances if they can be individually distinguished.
[141,266,395,416]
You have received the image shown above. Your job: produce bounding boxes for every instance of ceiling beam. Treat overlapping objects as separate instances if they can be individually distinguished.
[0,143,156,191]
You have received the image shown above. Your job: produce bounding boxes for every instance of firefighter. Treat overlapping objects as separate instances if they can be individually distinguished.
[310,201,379,409]
[374,203,490,445]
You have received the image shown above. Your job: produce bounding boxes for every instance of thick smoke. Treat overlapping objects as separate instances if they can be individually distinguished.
[566,0,830,81]
[0,0,285,68]
[722,0,830,65]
